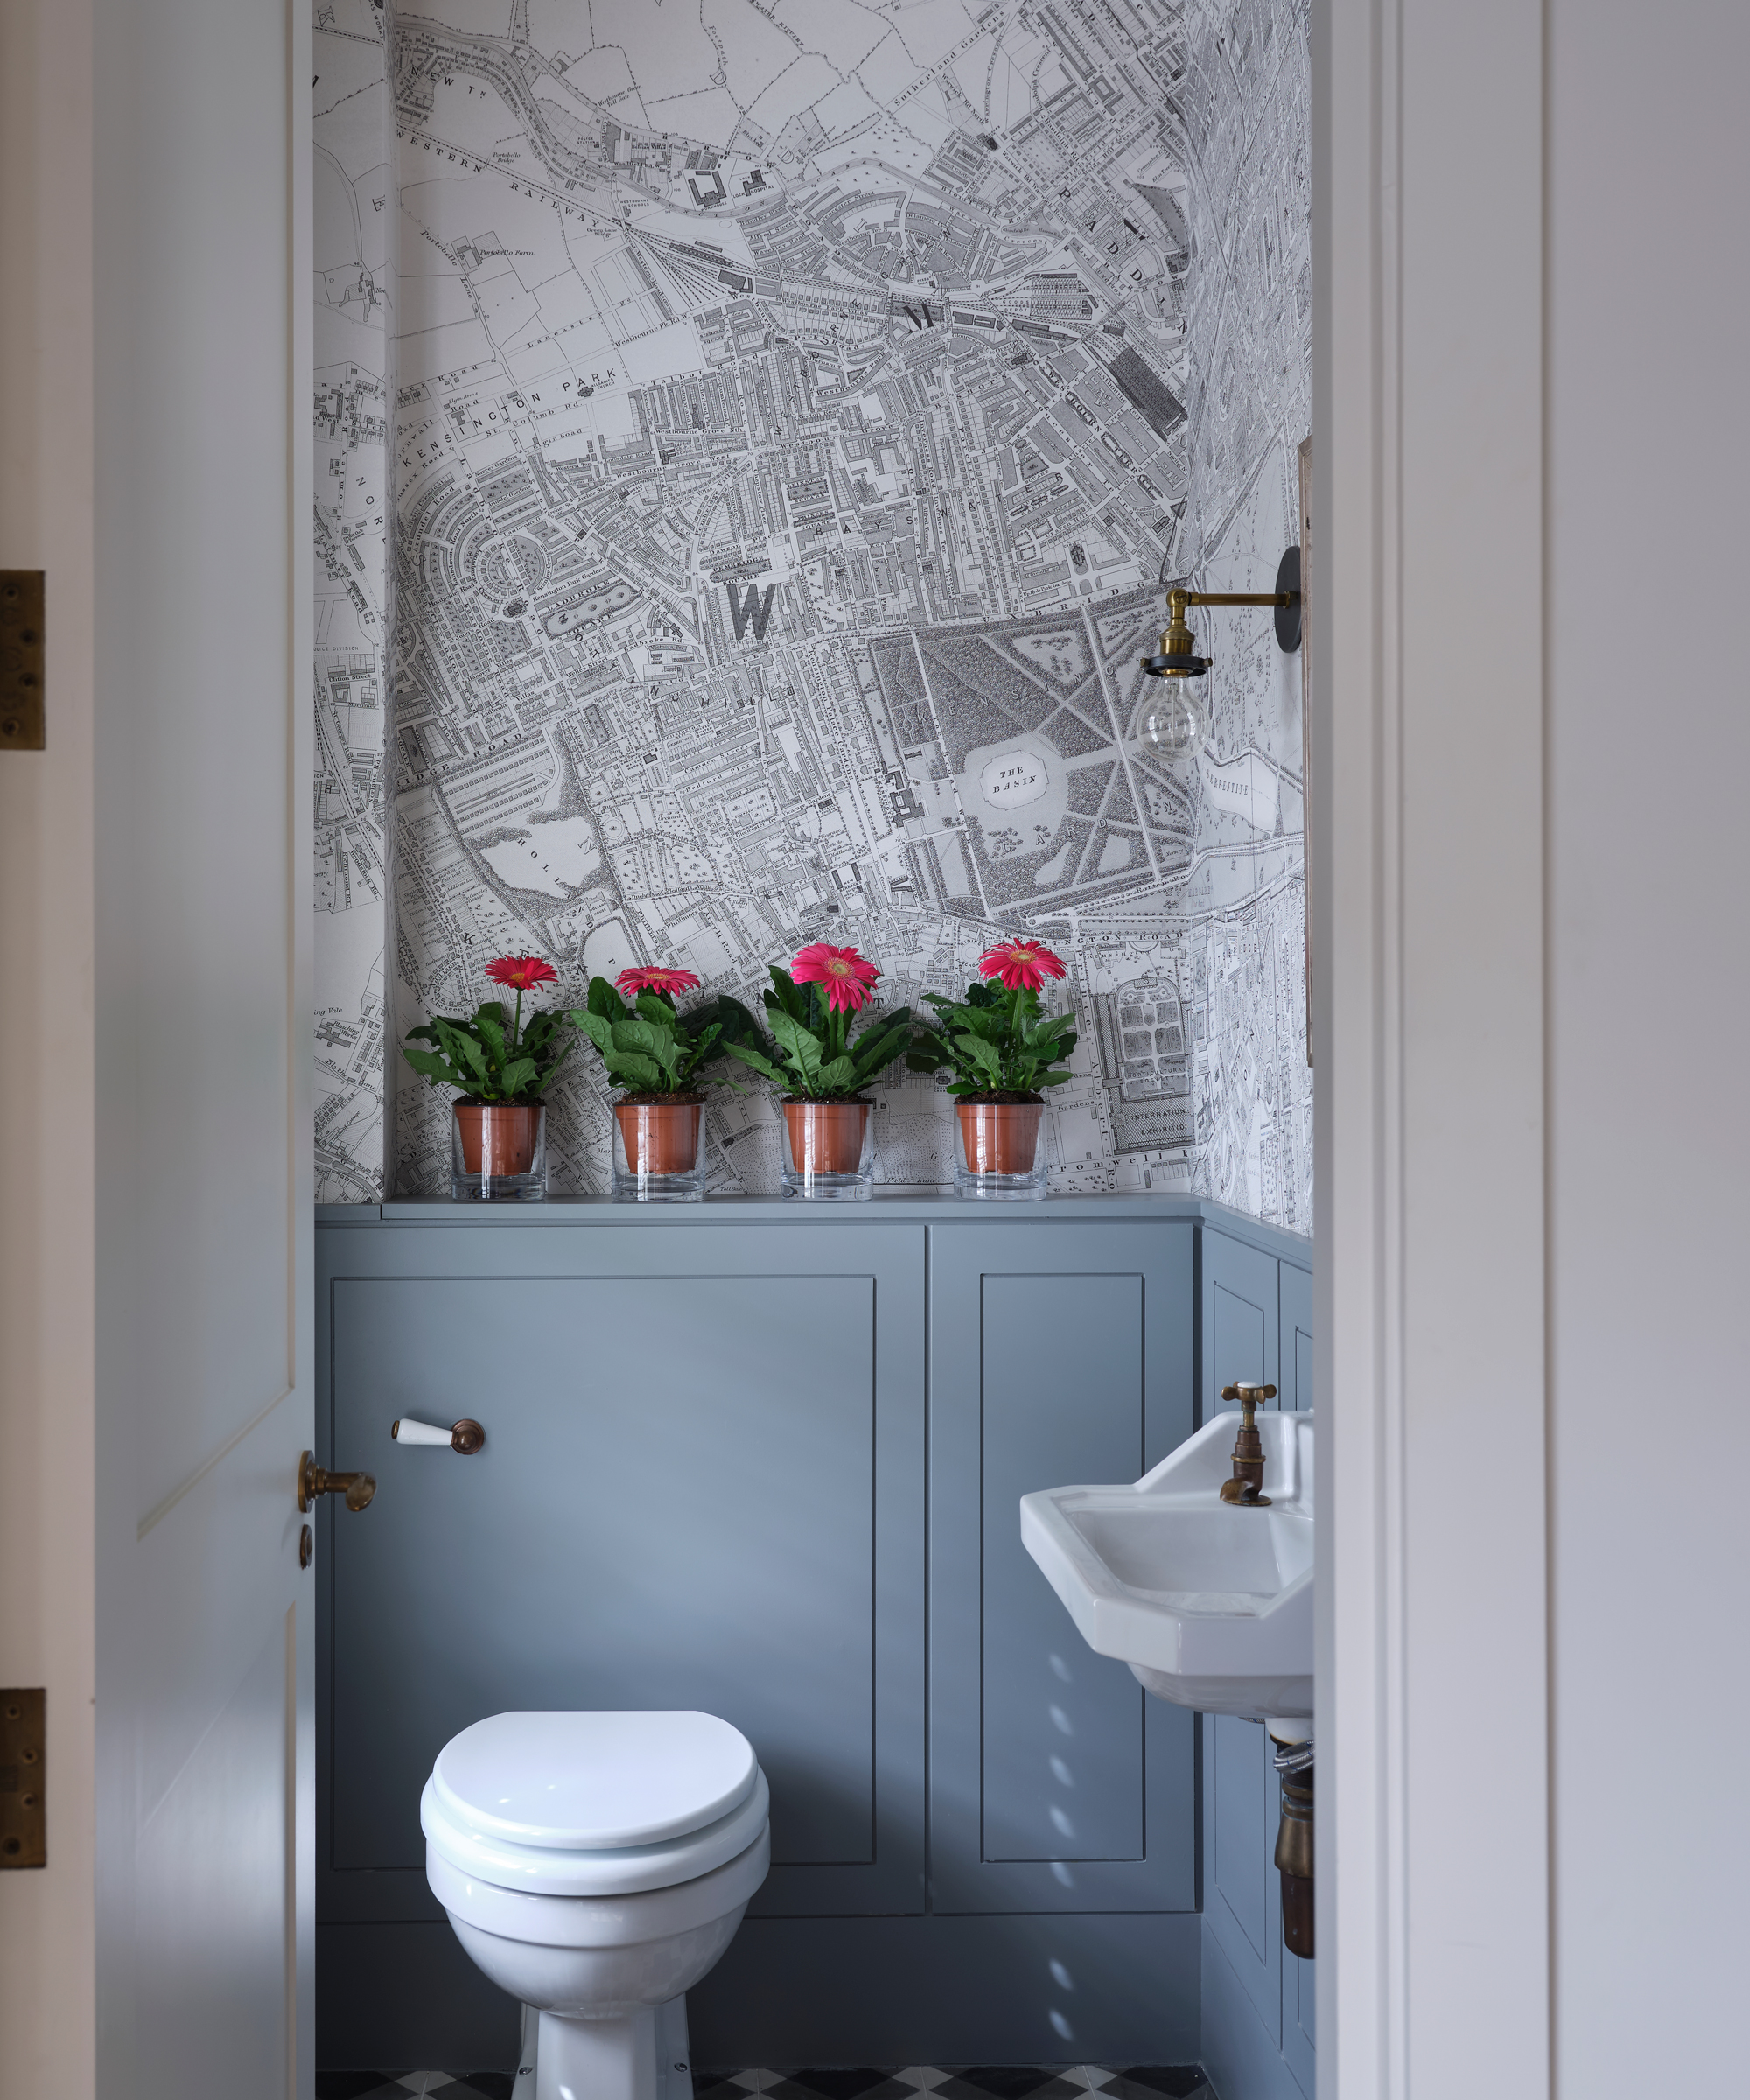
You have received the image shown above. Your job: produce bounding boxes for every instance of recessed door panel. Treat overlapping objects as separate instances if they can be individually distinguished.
[929,1221,1196,1914]
[1281,1260,1314,1413]
[331,1276,875,1871]
[1206,1710,1282,2042]
[980,1272,1145,1864]
[318,1222,926,1921]
[1204,1231,1282,1418]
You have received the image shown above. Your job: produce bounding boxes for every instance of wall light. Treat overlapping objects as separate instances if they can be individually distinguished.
[1137,545,1303,760]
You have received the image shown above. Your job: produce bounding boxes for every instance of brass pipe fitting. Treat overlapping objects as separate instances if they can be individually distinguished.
[1273,1744,1315,1959]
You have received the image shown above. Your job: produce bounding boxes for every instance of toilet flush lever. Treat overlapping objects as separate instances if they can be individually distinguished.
[297,1450,376,1513]
[392,1416,486,1455]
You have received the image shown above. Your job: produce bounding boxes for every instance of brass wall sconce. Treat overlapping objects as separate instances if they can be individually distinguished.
[1138,544,1302,760]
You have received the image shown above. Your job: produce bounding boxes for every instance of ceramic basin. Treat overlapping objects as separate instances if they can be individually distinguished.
[1020,1410,1313,1721]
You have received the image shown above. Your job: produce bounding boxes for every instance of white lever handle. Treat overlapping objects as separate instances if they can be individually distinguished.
[392,1418,451,1446]
[391,1417,486,1454]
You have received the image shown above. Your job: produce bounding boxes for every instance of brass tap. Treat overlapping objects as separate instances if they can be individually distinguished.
[1218,1382,1276,1504]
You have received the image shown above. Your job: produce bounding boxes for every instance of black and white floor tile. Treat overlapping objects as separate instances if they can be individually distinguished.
[317,2066,1214,2100]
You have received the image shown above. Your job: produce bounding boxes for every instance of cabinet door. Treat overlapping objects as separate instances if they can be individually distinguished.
[316,1222,925,1922]
[1205,1711,1282,2043]
[1283,1940,1316,2096]
[1202,1229,1282,1418]
[1280,1260,1314,1414]
[928,1220,1196,1914]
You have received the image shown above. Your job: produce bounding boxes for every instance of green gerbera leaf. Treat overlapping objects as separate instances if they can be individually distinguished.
[766,1009,822,1082]
[402,1046,464,1089]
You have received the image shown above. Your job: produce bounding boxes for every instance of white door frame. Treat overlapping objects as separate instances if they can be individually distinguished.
[1313,3,1550,2096]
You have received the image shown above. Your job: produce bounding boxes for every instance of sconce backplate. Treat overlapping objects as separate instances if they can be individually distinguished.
[1275,545,1303,653]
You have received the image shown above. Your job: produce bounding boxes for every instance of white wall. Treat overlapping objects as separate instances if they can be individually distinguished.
[1547,1,1750,2087]
[1319,1,1750,2094]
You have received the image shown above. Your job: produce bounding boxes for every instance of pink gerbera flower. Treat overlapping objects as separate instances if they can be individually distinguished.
[978,939,1068,992]
[792,942,880,1013]
[485,954,558,991]
[617,965,702,1000]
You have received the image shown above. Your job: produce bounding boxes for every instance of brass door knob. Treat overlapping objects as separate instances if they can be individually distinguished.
[298,1450,376,1513]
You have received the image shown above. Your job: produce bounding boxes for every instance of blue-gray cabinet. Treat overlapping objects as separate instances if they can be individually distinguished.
[314,1195,1311,2077]
[318,1221,925,1925]
[928,1221,1196,1914]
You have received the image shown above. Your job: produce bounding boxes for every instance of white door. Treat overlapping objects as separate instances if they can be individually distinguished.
[92,0,317,2089]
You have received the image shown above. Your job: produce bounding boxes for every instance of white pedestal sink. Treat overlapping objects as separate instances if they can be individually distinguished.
[1020,1410,1313,1722]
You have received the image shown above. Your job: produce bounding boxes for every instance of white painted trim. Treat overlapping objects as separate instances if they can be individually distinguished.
[0,0,98,2090]
[1315,3,1551,2095]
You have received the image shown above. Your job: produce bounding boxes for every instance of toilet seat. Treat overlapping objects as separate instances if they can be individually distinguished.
[421,1765,771,1896]
[432,1710,758,1852]
[427,1826,771,1948]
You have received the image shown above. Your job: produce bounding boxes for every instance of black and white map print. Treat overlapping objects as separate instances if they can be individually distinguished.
[314,0,1311,1221]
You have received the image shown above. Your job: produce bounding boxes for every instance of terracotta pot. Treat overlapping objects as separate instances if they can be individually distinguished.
[614,1099,703,1176]
[956,1099,1044,1176]
[454,1102,542,1178]
[782,1099,870,1176]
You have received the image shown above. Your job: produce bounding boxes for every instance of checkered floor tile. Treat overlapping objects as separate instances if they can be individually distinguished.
[315,2076,515,2100]
[318,2068,1212,2100]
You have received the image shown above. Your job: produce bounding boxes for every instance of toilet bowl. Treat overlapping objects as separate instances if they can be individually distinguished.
[424,1710,770,2100]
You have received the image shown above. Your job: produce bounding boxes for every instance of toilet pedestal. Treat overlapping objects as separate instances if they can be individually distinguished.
[518,1995,693,2100]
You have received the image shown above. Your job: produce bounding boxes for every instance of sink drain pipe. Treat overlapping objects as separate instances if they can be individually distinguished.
[1269,1724,1314,1958]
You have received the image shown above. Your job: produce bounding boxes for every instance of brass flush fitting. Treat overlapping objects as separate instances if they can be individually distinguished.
[1218,1382,1276,1503]
[1273,1735,1315,1958]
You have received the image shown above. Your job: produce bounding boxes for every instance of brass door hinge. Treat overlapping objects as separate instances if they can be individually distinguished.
[1,571,46,749]
[1,1689,46,1867]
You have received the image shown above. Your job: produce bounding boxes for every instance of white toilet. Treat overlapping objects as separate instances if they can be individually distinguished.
[423,1709,771,2100]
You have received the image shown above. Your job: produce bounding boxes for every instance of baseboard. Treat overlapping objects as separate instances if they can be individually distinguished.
[318,1913,1201,2073]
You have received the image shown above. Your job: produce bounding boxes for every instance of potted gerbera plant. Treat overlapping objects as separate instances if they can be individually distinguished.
[906,938,1077,1199]
[569,967,752,1201]
[402,954,572,1200]
[720,944,912,1199]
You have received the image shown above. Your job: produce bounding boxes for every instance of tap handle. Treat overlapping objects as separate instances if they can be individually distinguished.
[1222,1381,1278,1421]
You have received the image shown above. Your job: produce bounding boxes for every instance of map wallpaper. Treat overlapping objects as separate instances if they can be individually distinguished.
[312,0,1312,1221]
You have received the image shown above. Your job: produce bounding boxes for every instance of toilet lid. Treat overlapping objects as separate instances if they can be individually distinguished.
[430,1710,759,1851]
[421,1765,769,1897]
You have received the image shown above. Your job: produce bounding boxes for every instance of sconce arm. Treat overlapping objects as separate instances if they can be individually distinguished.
[1144,548,1305,676]
[1176,589,1300,609]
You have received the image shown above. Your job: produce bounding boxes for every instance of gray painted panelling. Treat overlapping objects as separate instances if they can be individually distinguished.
[330,1277,875,1871]
[1200,1915,1306,2100]
[325,1190,1313,1261]
[317,1222,926,1925]
[1282,1945,1316,2096]
[315,1201,1311,2074]
[1202,1229,1282,1421]
[928,1222,1196,1914]
[981,1271,1146,1866]
[318,1912,1202,2074]
[1199,1235,1316,2100]
[1280,1261,1315,1414]
[691,1913,1201,2068]
[1205,1712,1280,2042]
